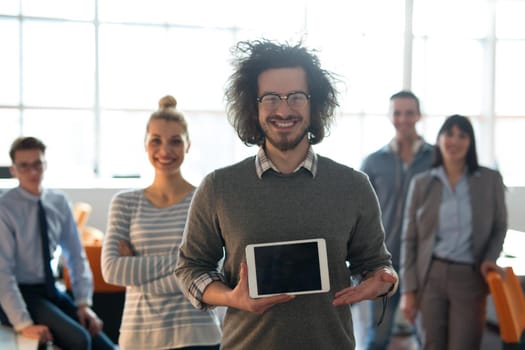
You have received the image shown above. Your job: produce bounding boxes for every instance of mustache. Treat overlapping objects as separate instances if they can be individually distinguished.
[267,115,300,122]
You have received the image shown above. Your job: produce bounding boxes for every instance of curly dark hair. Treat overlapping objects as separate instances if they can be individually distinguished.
[225,39,339,146]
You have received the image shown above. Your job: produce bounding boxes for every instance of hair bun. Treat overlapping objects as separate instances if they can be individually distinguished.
[158,95,177,109]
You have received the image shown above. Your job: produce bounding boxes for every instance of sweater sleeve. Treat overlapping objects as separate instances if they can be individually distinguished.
[101,193,178,287]
[346,171,393,277]
[175,173,227,309]
[133,271,180,294]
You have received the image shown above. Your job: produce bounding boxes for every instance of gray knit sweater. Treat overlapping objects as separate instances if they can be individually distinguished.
[176,155,392,350]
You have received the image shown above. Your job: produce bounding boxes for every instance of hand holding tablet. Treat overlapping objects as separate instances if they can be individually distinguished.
[245,238,330,298]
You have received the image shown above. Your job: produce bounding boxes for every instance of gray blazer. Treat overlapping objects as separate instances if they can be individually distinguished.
[400,166,507,301]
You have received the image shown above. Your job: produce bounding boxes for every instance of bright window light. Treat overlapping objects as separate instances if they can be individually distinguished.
[0,0,524,186]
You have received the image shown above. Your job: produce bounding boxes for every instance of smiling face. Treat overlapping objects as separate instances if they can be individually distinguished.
[438,124,471,165]
[257,67,311,153]
[10,149,46,195]
[389,97,421,140]
[145,119,189,175]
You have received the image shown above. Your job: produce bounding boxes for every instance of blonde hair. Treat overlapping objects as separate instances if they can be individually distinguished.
[146,95,190,142]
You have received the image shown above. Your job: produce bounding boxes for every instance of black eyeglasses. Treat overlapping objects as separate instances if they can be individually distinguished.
[13,160,46,173]
[257,91,311,111]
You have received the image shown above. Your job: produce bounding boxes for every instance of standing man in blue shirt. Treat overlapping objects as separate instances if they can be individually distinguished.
[360,91,433,350]
[0,136,114,350]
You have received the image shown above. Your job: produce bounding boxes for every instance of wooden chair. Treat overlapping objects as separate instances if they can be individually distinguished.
[73,202,92,233]
[66,201,124,293]
[63,242,125,293]
[486,266,525,349]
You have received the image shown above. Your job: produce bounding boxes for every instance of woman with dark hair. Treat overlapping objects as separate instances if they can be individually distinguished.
[431,114,480,173]
[399,114,507,349]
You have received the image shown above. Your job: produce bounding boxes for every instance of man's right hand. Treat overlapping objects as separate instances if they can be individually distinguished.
[20,324,53,343]
[203,262,295,314]
[229,262,295,314]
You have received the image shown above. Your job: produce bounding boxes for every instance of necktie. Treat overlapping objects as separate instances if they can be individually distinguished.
[37,199,57,298]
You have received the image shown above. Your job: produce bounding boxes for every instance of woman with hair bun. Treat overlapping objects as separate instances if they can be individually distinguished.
[101,96,221,350]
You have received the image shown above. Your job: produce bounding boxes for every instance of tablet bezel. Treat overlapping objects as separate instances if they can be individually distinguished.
[245,238,330,298]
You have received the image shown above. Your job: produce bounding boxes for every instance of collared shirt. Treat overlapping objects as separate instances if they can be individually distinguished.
[186,146,318,310]
[388,138,424,171]
[0,186,93,330]
[360,137,433,267]
[175,153,394,349]
[255,146,318,179]
[432,166,474,263]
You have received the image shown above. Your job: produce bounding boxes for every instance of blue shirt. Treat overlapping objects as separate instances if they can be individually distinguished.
[0,187,93,330]
[432,167,474,263]
[360,138,433,267]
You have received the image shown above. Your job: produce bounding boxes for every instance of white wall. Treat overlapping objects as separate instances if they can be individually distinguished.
[63,187,124,232]
[506,187,525,232]
[63,186,525,233]
[1,182,524,233]
[0,179,139,233]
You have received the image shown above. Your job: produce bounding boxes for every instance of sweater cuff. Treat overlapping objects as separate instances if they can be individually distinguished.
[366,266,398,298]
[383,266,399,298]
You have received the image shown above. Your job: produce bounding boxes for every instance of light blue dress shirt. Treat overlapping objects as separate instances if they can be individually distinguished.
[360,138,433,267]
[432,166,474,263]
[0,186,93,329]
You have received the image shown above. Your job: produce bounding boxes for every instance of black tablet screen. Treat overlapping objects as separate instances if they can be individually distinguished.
[254,241,321,295]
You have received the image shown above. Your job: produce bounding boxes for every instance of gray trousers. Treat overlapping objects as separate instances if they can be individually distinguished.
[420,258,488,350]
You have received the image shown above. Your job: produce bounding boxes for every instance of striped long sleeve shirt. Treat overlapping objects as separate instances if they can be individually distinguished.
[101,189,221,350]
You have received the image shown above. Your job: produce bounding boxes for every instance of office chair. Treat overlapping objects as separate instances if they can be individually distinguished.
[486,266,525,349]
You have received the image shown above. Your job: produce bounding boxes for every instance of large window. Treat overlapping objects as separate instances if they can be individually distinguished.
[1,0,524,186]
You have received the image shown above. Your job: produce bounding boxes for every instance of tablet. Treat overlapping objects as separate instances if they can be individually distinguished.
[245,238,330,298]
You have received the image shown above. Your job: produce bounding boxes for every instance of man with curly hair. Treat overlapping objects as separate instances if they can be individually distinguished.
[175,39,398,350]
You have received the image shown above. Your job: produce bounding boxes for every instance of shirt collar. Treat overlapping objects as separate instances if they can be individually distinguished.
[388,136,425,154]
[431,166,446,182]
[431,166,468,183]
[14,186,43,202]
[255,146,318,179]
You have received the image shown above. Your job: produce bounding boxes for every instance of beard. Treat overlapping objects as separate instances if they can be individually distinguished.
[262,115,309,152]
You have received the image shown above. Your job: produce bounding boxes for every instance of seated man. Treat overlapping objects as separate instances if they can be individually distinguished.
[0,136,114,350]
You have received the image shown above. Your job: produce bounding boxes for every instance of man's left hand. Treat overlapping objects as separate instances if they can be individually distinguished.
[77,305,103,335]
[332,267,398,306]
